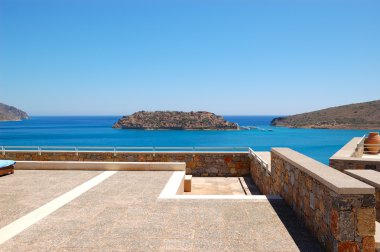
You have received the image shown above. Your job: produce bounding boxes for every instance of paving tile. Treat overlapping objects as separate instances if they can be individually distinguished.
[193,239,229,252]
[160,239,193,251]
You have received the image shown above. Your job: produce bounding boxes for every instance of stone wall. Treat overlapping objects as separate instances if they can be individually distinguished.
[249,152,273,195]
[272,148,376,252]
[0,151,250,177]
[330,159,380,172]
[344,170,380,223]
[329,137,380,172]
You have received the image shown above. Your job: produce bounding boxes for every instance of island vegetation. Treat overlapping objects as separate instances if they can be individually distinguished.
[113,111,239,130]
[0,102,29,121]
[271,100,380,129]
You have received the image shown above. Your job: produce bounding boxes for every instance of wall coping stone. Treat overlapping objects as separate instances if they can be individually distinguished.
[331,137,361,158]
[255,151,271,164]
[272,148,375,194]
[255,151,271,173]
[345,169,380,189]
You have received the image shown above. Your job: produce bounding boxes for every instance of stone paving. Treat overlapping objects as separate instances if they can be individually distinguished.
[0,171,323,251]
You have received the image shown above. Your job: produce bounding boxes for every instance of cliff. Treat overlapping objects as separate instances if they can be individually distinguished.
[0,103,29,121]
[113,111,239,130]
[271,100,380,129]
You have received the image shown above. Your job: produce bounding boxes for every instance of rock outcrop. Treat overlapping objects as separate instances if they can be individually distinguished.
[0,103,29,121]
[113,111,239,130]
[271,100,380,129]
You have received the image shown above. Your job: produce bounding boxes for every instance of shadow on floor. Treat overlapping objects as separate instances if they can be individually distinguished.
[243,177,324,251]
[0,173,13,177]
[242,176,261,195]
[269,199,324,252]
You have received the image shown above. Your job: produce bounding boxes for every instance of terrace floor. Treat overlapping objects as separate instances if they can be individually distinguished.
[0,170,323,251]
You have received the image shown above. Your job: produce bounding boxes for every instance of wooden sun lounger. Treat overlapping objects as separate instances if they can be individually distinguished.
[0,160,16,176]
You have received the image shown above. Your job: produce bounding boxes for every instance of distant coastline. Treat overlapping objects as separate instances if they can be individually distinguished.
[0,103,29,121]
[271,100,380,130]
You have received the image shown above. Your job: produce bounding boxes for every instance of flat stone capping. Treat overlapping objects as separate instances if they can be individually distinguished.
[255,151,270,164]
[255,151,271,173]
[272,148,375,194]
[15,161,186,171]
[331,137,361,158]
[345,169,380,188]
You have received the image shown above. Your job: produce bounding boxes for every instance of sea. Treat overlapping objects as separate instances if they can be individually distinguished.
[0,116,377,164]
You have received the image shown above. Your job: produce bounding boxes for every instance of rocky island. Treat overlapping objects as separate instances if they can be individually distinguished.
[113,111,239,130]
[271,100,380,129]
[0,103,29,121]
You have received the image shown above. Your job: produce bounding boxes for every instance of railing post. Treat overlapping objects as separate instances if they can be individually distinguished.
[75,147,78,156]
[38,146,41,156]
[1,146,4,156]
[113,147,116,157]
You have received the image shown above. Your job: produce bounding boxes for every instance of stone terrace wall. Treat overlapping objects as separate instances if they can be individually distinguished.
[330,158,380,172]
[249,152,273,195]
[272,148,376,252]
[0,151,250,177]
[344,170,380,223]
[330,137,380,172]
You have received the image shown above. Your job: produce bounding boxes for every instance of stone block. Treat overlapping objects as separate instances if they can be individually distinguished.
[306,177,312,191]
[362,236,375,252]
[362,194,376,208]
[208,167,218,174]
[339,211,355,241]
[337,241,359,252]
[235,161,243,169]
[310,192,315,210]
[333,197,354,211]
[290,172,295,185]
[356,208,375,237]
[331,209,339,239]
[224,155,233,163]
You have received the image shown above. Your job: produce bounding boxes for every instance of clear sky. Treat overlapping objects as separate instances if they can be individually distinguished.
[0,0,379,116]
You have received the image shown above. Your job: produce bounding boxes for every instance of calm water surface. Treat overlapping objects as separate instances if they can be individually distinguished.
[0,116,377,164]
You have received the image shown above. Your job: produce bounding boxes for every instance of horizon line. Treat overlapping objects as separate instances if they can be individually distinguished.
[27,114,285,117]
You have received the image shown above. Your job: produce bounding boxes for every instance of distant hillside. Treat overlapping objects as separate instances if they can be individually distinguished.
[271,100,380,129]
[113,111,239,130]
[0,103,29,121]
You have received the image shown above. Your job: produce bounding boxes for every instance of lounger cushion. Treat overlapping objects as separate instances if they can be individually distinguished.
[0,160,16,168]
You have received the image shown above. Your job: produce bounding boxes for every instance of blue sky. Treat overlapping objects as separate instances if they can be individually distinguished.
[0,0,379,116]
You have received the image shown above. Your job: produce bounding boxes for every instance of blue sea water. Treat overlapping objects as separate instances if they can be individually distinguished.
[0,116,377,164]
